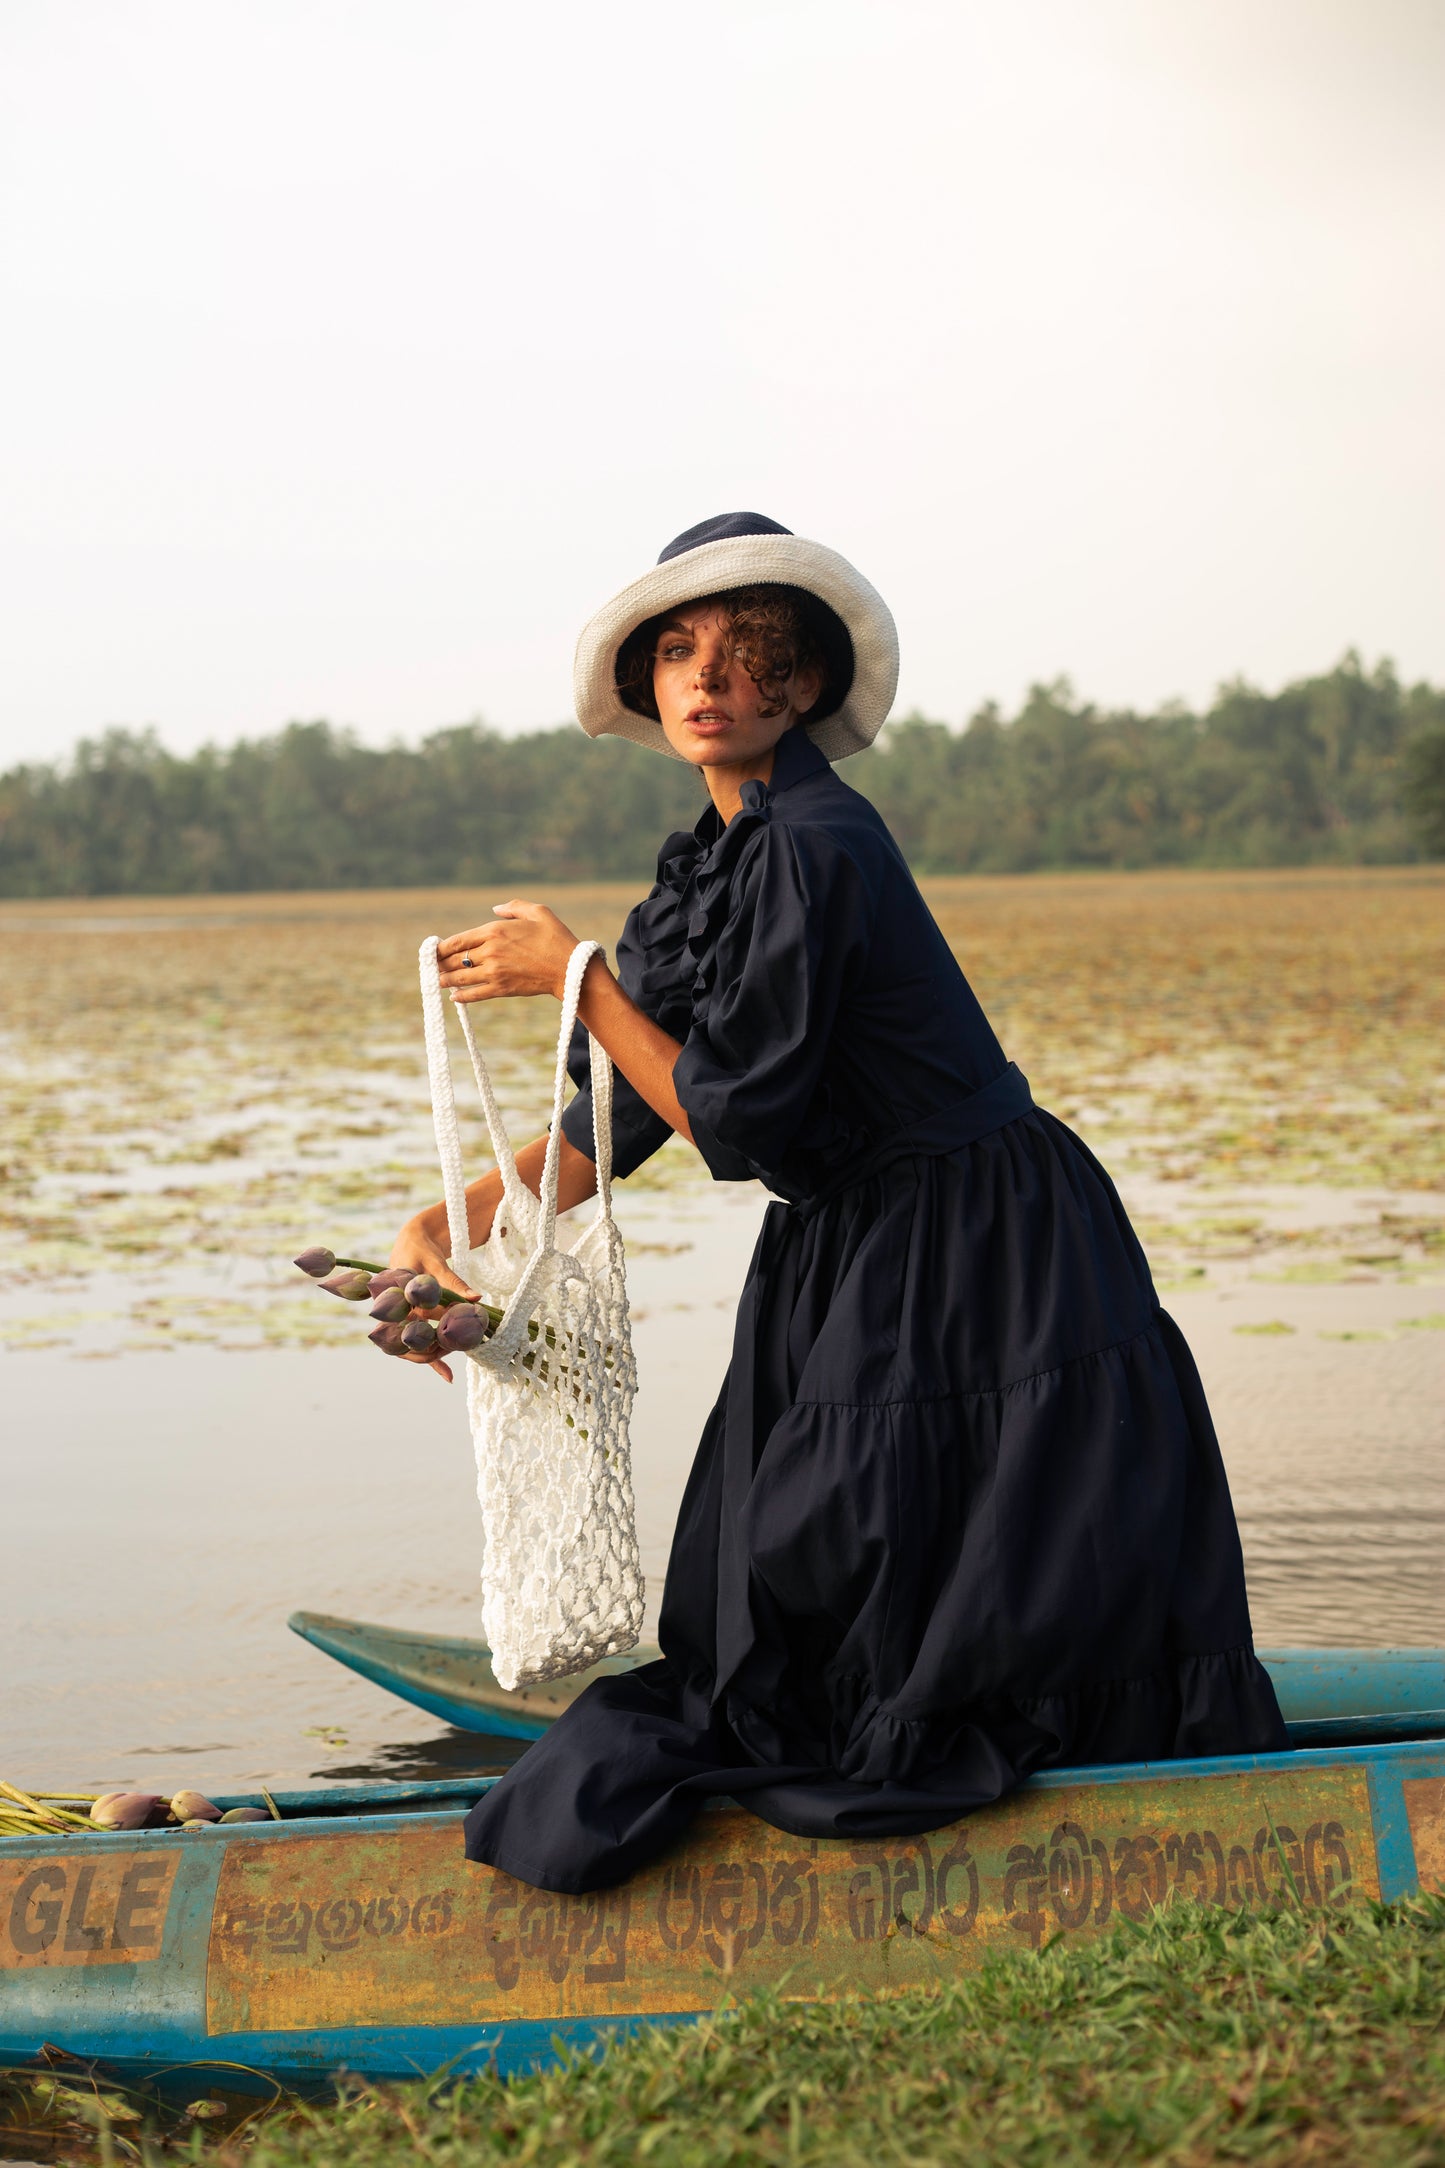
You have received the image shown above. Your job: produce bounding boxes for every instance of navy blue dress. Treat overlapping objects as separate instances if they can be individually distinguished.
[463,726,1286,1893]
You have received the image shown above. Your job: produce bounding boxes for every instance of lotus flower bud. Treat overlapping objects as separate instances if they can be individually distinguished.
[90,1792,168,1831]
[400,1316,438,1355]
[218,1806,272,1824]
[368,1322,409,1358]
[170,1790,221,1824]
[403,1273,441,1310]
[436,1303,491,1354]
[318,1268,373,1301]
[369,1286,410,1324]
[181,1819,217,1831]
[366,1268,414,1295]
[293,1246,337,1277]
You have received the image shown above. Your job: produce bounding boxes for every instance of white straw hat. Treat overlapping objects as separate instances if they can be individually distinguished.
[573,512,899,762]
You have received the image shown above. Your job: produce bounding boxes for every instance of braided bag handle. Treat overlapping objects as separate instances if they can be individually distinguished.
[417,936,613,1352]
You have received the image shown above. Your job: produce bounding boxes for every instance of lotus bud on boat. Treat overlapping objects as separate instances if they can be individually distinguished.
[170,1790,221,1823]
[89,1791,167,1830]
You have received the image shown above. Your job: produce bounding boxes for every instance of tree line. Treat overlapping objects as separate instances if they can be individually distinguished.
[2,653,1442,897]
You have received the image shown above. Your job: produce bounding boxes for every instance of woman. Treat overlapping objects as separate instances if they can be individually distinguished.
[390,511,1287,1897]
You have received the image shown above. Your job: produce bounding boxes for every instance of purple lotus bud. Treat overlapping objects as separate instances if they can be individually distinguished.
[170,1790,221,1824]
[368,1322,409,1358]
[436,1303,491,1354]
[367,1268,414,1295]
[369,1286,410,1324]
[318,1268,373,1301]
[400,1316,438,1355]
[90,1791,168,1831]
[218,1806,271,1824]
[293,1246,336,1277]
[404,1272,441,1310]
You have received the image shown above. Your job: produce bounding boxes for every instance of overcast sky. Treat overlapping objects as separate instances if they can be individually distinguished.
[2,0,1442,767]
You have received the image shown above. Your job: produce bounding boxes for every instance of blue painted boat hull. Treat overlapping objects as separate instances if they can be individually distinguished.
[287,1610,1445,1747]
[4,1738,1444,2096]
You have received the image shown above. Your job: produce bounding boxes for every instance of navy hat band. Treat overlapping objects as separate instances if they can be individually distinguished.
[658,512,793,563]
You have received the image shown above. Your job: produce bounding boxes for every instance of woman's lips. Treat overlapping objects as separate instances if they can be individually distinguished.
[684,712,734,737]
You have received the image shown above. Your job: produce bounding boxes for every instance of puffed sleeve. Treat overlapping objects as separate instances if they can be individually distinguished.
[673,823,873,1183]
[559,903,675,1179]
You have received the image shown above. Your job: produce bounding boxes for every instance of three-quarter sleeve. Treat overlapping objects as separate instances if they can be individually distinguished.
[673,823,872,1184]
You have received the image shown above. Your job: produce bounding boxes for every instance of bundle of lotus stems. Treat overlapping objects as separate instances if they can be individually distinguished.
[0,1779,282,1835]
[292,1245,592,1379]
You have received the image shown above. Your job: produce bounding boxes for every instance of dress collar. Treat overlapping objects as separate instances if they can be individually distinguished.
[765,725,831,795]
[713,725,830,824]
[668,727,832,874]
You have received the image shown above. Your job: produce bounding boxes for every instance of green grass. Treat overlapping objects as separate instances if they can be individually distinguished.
[5,1895,1445,2166]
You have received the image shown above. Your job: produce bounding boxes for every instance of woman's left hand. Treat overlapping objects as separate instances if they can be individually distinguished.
[437,902,581,1004]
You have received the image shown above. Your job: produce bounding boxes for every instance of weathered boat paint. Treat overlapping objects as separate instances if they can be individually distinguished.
[287,1610,1445,1747]
[3,1740,1443,2097]
[1260,1649,1445,1743]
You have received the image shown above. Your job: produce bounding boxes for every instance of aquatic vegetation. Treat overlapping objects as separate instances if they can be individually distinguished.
[0,1782,235,1839]
[0,871,1438,1357]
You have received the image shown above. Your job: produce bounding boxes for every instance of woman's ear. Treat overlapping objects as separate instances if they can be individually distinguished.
[792,663,824,721]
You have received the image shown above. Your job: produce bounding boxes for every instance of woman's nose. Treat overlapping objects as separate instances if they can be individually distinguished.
[695,644,728,685]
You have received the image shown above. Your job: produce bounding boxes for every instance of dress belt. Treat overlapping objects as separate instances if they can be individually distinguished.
[794,1061,1036,1219]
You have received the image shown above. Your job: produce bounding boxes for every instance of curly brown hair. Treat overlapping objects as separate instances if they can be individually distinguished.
[615,585,836,724]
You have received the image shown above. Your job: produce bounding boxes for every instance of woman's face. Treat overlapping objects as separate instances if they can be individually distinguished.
[651,604,821,770]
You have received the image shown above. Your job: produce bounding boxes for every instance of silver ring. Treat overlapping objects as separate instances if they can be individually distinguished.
[461,953,473,970]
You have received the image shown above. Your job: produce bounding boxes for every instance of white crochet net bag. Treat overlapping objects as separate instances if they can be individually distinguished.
[419,936,644,1690]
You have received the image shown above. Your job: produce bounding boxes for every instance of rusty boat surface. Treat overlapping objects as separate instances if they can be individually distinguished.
[4,1736,1445,2101]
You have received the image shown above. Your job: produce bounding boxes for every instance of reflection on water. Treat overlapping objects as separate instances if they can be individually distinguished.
[2,1180,1441,1793]
[321,1730,532,1786]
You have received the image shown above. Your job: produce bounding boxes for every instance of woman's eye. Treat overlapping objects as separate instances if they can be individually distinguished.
[660,644,690,661]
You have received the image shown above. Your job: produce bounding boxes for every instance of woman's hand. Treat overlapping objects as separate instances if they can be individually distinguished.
[385,1208,484,1384]
[438,902,582,1004]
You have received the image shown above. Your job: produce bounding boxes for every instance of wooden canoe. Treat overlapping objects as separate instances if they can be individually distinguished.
[288,1610,1445,1747]
[4,1737,1444,2099]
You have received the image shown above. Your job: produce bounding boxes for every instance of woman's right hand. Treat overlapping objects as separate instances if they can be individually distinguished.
[387,1208,481,1303]
[384,1205,485,1383]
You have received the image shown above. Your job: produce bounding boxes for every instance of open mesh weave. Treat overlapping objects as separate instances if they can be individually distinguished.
[419,937,644,1690]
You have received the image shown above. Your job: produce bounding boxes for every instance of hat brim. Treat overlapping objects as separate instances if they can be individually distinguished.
[573,534,898,762]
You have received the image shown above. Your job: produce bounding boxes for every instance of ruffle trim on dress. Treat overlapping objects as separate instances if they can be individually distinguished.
[729,1642,1289,1814]
[460,1642,1290,1889]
